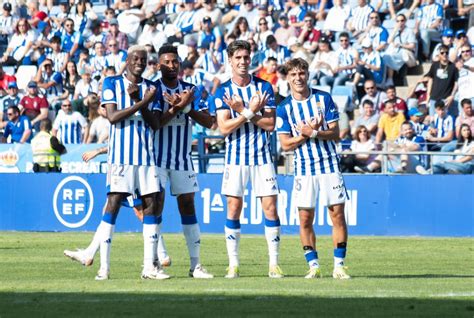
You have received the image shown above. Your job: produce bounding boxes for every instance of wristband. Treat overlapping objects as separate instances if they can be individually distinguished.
[310,130,319,138]
[241,108,255,120]
[182,104,192,114]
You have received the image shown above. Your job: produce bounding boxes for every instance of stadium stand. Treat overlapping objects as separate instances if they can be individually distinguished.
[0,0,472,174]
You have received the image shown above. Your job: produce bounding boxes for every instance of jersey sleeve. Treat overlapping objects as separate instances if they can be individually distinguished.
[323,93,339,123]
[101,77,117,105]
[52,72,62,84]
[262,80,276,109]
[276,104,291,134]
[212,86,230,111]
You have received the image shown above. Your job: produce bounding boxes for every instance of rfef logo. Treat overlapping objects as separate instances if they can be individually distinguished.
[53,176,94,228]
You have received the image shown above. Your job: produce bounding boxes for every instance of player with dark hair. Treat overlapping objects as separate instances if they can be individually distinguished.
[277,58,350,279]
[212,40,283,279]
[152,44,215,279]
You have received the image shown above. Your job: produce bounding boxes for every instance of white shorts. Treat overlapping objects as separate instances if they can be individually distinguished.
[221,164,279,197]
[107,164,161,196]
[158,168,199,196]
[293,173,347,209]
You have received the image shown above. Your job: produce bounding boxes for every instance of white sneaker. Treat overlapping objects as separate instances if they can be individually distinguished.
[64,249,93,266]
[416,165,430,175]
[268,265,284,278]
[225,266,240,279]
[141,266,171,280]
[189,264,214,279]
[95,268,109,281]
[160,256,172,267]
[332,266,351,279]
[305,266,322,279]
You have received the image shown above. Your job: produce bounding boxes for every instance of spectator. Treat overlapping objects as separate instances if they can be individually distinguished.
[105,40,127,75]
[257,57,278,87]
[143,54,161,82]
[425,100,454,150]
[297,13,320,54]
[275,65,289,104]
[182,60,217,93]
[425,44,459,116]
[375,99,406,146]
[0,64,17,95]
[432,29,455,62]
[309,36,338,87]
[414,0,443,60]
[381,85,408,116]
[450,29,470,62]
[34,59,63,109]
[347,0,374,41]
[105,18,128,52]
[323,0,351,36]
[0,2,16,53]
[455,99,474,138]
[19,81,49,132]
[0,82,21,129]
[352,37,384,86]
[390,121,427,173]
[343,125,378,173]
[287,0,307,28]
[197,16,222,53]
[89,42,108,81]
[455,44,474,108]
[193,0,223,30]
[62,61,81,102]
[86,96,109,144]
[417,124,474,174]
[195,42,220,74]
[84,20,106,55]
[31,118,66,173]
[0,18,35,65]
[46,36,70,75]
[52,100,88,144]
[384,13,417,86]
[359,12,388,53]
[74,70,99,101]
[254,17,273,50]
[69,0,97,36]
[334,32,359,86]
[227,17,253,42]
[169,0,198,43]
[353,99,380,137]
[60,18,82,61]
[408,107,429,137]
[359,79,387,114]
[252,6,273,36]
[263,35,291,66]
[1,105,32,144]
[274,14,297,47]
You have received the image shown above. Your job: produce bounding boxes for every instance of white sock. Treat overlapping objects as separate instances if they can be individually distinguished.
[183,223,201,270]
[334,257,345,268]
[305,250,320,268]
[225,227,241,267]
[99,221,114,272]
[157,234,168,261]
[84,222,103,259]
[143,221,159,270]
[265,225,281,266]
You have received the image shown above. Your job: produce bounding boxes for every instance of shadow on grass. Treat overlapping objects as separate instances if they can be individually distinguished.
[359,274,474,279]
[0,293,473,317]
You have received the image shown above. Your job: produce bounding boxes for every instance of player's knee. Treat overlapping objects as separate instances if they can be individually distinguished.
[106,194,123,212]
[178,193,195,215]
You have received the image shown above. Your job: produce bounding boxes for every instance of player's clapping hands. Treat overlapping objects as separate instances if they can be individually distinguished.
[127,83,141,102]
[249,91,270,113]
[142,85,157,106]
[295,112,323,138]
[223,93,244,113]
[164,87,195,113]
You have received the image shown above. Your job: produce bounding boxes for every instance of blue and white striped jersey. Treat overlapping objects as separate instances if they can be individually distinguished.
[361,51,384,84]
[277,89,341,176]
[263,46,291,65]
[367,26,389,48]
[349,4,374,32]
[417,3,443,30]
[105,50,127,73]
[335,47,358,75]
[433,114,454,138]
[395,134,428,167]
[174,10,196,34]
[101,75,160,166]
[41,71,63,99]
[154,79,206,171]
[213,76,276,166]
[53,111,88,144]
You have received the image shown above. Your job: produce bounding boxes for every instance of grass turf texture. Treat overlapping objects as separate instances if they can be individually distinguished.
[0,233,473,317]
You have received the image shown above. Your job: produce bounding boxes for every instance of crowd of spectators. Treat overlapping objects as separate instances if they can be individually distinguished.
[0,0,473,174]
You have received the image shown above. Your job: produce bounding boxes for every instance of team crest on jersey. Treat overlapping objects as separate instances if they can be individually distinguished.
[103,89,114,101]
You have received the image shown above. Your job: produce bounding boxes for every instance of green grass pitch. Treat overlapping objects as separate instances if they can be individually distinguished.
[0,232,473,317]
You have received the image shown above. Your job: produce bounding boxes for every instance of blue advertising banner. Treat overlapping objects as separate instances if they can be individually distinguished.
[0,173,472,236]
